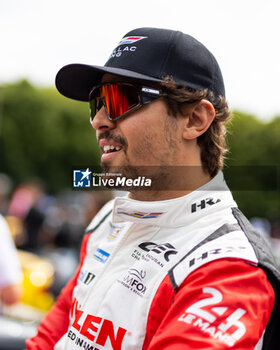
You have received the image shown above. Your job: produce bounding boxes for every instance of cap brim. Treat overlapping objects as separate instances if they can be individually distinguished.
[55,64,162,102]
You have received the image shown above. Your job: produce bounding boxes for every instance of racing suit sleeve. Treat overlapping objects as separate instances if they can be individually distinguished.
[146,259,275,350]
[25,233,91,350]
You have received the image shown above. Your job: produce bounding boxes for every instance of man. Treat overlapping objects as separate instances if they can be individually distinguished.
[26,27,280,349]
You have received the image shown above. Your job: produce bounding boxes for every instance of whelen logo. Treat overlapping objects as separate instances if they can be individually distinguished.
[69,298,127,350]
[118,36,147,45]
[178,287,247,347]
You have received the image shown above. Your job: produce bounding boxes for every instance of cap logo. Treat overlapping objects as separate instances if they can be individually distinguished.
[118,36,147,46]
[110,36,147,59]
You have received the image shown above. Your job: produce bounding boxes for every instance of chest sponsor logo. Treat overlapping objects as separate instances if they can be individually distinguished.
[132,241,178,267]
[191,197,221,213]
[93,248,110,263]
[79,269,95,285]
[118,268,147,297]
[69,298,127,350]
[178,287,247,347]
[108,223,125,241]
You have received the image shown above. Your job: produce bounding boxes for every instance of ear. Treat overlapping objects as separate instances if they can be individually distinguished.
[182,100,215,140]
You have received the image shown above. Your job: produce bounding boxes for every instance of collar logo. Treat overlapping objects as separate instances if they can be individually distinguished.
[117,209,164,219]
[118,36,147,46]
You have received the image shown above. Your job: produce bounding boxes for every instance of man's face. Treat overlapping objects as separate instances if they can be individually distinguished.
[90,75,185,184]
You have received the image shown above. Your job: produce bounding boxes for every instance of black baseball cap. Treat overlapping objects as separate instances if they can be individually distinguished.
[55,27,225,101]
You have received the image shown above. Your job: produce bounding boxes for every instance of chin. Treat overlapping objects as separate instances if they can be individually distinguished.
[101,163,120,174]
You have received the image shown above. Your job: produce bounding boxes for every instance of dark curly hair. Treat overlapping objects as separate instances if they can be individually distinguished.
[160,77,231,177]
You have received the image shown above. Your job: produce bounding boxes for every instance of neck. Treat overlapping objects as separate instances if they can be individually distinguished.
[128,167,212,201]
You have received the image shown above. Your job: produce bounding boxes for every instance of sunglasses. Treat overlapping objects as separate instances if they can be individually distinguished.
[89,82,165,122]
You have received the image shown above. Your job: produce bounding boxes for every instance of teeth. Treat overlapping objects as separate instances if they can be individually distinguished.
[103,145,111,152]
[103,145,121,153]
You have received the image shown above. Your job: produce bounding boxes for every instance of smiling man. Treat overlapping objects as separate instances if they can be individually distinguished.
[26,28,280,350]
[91,72,217,200]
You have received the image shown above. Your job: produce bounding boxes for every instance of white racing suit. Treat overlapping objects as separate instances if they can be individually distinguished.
[26,172,280,349]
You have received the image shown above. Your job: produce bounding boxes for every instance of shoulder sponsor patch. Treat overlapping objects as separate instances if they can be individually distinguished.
[170,230,258,288]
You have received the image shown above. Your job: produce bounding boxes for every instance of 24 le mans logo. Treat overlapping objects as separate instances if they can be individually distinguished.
[178,287,247,347]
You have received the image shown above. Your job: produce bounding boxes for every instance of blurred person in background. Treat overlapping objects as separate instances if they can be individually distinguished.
[27,27,280,350]
[8,180,51,252]
[0,214,22,306]
[0,173,13,215]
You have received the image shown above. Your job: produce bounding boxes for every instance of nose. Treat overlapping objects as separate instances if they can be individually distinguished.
[91,104,116,132]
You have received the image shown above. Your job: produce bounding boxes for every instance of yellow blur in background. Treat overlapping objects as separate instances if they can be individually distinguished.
[18,250,54,312]
[3,215,55,321]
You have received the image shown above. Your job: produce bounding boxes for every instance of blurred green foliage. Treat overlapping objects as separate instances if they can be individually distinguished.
[0,80,100,192]
[225,111,280,221]
[0,80,279,220]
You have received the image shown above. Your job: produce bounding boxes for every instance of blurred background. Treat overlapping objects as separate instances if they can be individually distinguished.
[0,0,279,347]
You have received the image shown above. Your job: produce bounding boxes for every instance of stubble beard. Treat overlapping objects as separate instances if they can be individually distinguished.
[99,115,179,191]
